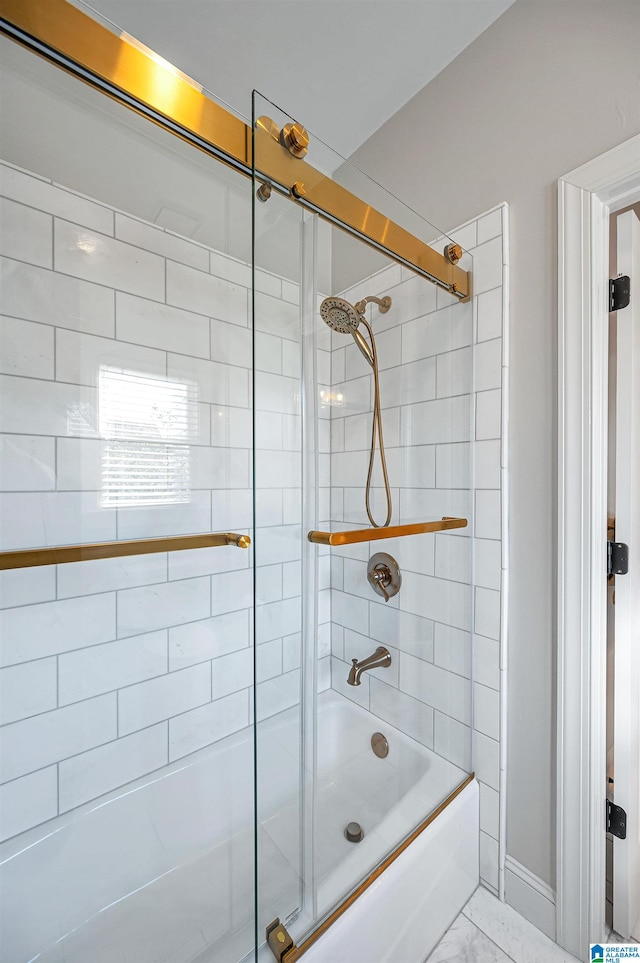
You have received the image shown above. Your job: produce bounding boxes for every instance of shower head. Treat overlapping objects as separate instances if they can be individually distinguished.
[319,296,374,366]
[320,294,392,334]
[320,298,375,367]
[319,297,360,334]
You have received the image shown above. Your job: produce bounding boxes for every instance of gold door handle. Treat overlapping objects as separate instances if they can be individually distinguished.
[0,532,251,570]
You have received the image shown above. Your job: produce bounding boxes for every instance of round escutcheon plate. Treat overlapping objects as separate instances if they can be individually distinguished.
[371,732,389,758]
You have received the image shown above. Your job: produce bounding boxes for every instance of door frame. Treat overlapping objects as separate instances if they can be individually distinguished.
[557,132,640,958]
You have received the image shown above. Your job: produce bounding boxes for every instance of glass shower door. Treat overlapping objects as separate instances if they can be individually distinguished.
[0,22,257,963]
[250,99,309,956]
[252,91,475,958]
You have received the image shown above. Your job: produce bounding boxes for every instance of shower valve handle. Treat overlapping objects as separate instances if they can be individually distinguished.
[367,552,401,603]
[368,563,391,602]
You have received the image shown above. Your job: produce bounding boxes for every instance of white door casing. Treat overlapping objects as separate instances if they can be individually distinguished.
[557,133,640,959]
[612,210,640,941]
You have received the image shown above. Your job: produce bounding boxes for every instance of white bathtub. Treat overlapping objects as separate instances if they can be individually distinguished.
[301,778,479,963]
[0,691,478,963]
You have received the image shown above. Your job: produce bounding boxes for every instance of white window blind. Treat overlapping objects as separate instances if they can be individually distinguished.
[98,367,198,508]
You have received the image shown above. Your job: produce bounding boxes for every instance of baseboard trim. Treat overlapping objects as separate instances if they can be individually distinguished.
[505,855,556,941]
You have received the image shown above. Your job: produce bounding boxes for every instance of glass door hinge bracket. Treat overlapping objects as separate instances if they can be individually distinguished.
[266,919,297,962]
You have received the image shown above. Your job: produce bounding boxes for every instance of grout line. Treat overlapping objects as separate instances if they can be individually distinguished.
[6,180,505,864]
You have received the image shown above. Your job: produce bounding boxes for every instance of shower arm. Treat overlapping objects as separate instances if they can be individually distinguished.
[354,296,391,315]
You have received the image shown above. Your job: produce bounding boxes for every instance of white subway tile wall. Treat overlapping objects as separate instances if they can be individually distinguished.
[0,159,506,899]
[0,160,305,841]
[328,206,507,895]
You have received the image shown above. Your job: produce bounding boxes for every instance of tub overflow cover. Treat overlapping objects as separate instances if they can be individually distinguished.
[371,732,389,758]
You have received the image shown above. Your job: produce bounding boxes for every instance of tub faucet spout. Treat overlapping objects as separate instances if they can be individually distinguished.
[347,646,391,686]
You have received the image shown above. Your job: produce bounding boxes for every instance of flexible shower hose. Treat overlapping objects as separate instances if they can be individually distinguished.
[358,316,392,527]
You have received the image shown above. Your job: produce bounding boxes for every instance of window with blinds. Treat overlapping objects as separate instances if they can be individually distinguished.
[98,367,198,508]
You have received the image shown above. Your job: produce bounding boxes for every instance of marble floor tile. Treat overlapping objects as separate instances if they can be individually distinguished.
[426,915,512,962]
[462,886,581,963]
[605,927,640,944]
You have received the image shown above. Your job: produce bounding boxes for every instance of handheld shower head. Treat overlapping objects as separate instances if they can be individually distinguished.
[319,296,374,366]
[318,293,393,528]
[319,297,359,334]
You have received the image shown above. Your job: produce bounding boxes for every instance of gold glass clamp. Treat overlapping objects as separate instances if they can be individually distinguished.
[280,121,309,158]
[266,919,297,962]
[256,116,309,159]
[444,242,463,264]
[256,181,272,202]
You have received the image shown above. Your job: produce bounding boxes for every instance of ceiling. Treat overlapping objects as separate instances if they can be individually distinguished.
[82,0,514,159]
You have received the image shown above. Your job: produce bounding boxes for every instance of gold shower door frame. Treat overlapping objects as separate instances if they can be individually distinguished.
[0,4,474,959]
[0,0,471,301]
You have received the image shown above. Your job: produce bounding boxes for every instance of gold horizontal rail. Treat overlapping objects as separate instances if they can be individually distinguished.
[253,128,470,298]
[0,532,251,570]
[307,517,467,546]
[0,0,471,299]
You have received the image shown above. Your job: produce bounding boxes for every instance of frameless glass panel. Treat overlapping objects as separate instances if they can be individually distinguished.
[252,91,474,956]
[0,26,255,963]
[250,111,308,960]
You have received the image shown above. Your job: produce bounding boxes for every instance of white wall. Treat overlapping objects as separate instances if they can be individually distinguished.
[346,0,640,901]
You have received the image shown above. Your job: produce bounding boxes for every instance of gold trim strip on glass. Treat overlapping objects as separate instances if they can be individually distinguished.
[282,773,476,962]
[0,533,251,570]
[307,517,467,546]
[0,0,471,299]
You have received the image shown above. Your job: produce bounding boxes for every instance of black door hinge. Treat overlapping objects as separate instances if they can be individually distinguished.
[607,799,627,839]
[610,275,631,312]
[608,541,629,576]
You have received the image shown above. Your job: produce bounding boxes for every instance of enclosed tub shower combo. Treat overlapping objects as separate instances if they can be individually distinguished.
[0,3,479,960]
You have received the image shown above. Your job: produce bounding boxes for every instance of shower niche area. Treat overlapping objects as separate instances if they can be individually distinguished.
[0,6,478,962]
